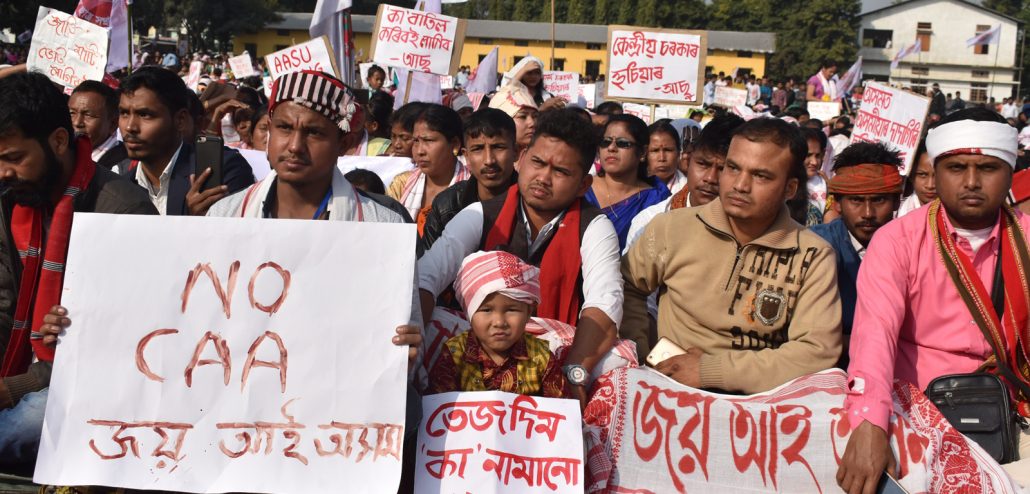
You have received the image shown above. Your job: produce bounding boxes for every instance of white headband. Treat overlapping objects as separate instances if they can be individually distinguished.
[925,120,1017,168]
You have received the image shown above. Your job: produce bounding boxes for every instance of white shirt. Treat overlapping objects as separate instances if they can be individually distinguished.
[136,143,182,215]
[896,193,924,218]
[849,231,867,260]
[418,201,624,328]
[954,225,994,254]
[666,170,688,196]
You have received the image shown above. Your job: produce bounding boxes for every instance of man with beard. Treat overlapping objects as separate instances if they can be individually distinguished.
[0,73,155,466]
[810,142,903,369]
[68,80,126,170]
[116,66,254,215]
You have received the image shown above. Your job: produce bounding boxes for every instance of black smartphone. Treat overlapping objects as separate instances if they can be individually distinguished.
[877,471,909,494]
[195,135,223,191]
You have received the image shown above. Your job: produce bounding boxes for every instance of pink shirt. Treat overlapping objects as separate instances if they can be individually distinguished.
[844,204,1030,431]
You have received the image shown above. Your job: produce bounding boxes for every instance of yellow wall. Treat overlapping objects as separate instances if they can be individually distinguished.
[232,31,767,78]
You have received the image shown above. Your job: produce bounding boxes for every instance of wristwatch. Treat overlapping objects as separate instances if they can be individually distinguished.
[563,364,588,386]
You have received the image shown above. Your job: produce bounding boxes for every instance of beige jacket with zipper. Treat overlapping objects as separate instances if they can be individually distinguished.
[621,198,842,394]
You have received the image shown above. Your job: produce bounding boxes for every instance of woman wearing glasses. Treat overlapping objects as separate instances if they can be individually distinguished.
[585,114,671,249]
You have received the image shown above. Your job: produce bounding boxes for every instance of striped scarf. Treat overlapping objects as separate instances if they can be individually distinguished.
[1,137,96,376]
[930,200,1030,415]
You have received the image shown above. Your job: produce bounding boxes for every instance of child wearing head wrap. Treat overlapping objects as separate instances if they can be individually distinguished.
[428,251,567,398]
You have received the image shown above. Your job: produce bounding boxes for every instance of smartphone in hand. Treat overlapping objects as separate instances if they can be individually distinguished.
[195,135,223,191]
[646,337,687,367]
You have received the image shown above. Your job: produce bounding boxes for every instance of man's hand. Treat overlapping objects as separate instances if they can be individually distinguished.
[539,98,566,112]
[186,168,229,216]
[39,305,71,347]
[568,383,588,410]
[837,420,897,494]
[654,347,702,387]
[393,325,422,367]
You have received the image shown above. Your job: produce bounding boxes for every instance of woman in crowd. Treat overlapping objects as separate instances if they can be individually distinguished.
[646,121,687,195]
[586,114,671,249]
[897,142,935,217]
[345,91,393,157]
[387,102,429,158]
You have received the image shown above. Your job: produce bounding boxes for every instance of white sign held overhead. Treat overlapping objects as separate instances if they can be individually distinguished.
[713,86,747,108]
[264,36,340,81]
[851,82,931,175]
[543,71,580,103]
[807,101,841,123]
[27,6,109,88]
[228,53,256,79]
[370,4,467,76]
[605,26,707,105]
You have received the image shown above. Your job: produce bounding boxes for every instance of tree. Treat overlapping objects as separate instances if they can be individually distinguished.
[984,0,1022,16]
[770,0,860,80]
[166,0,281,50]
[1,0,78,33]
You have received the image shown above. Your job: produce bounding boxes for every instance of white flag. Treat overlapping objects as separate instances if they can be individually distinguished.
[890,39,921,70]
[393,68,443,109]
[967,25,1001,47]
[309,0,352,84]
[837,56,863,93]
[465,46,498,94]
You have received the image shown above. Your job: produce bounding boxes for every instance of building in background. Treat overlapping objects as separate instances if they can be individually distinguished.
[858,0,1024,102]
[233,14,776,80]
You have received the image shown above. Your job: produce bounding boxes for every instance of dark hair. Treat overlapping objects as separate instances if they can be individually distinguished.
[567,106,592,123]
[366,90,395,139]
[903,140,928,196]
[464,108,516,145]
[934,106,1008,127]
[367,65,386,80]
[833,141,902,172]
[602,114,649,180]
[0,72,73,143]
[594,101,624,116]
[732,118,808,185]
[414,103,464,144]
[800,127,828,153]
[787,160,811,225]
[235,86,262,109]
[390,102,429,132]
[648,121,682,154]
[345,168,386,195]
[121,66,190,115]
[71,80,119,120]
[784,107,809,119]
[531,108,600,174]
[250,105,269,128]
[821,60,838,69]
[693,113,745,156]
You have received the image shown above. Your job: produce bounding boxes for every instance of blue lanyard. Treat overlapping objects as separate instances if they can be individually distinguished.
[312,188,332,220]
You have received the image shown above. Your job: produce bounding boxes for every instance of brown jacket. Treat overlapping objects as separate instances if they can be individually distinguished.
[621,198,842,393]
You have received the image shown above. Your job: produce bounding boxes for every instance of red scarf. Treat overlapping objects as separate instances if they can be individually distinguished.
[930,200,1030,415]
[484,185,582,326]
[1,137,96,376]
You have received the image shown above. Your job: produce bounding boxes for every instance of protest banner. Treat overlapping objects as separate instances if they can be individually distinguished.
[622,102,653,124]
[584,367,1021,494]
[415,391,584,493]
[34,215,415,494]
[543,71,580,103]
[851,81,930,174]
[713,86,747,108]
[264,36,340,81]
[228,52,256,79]
[186,60,204,91]
[807,101,841,123]
[369,4,467,76]
[439,75,454,89]
[26,6,109,88]
[577,83,597,109]
[605,26,707,105]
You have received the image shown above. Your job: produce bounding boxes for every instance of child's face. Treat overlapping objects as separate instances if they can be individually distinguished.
[470,293,531,360]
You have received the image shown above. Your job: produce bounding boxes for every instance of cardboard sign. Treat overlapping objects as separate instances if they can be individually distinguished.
[34,215,415,493]
[415,391,584,493]
[578,83,597,109]
[264,36,339,81]
[713,86,747,108]
[228,53,256,79]
[605,26,707,105]
[370,4,466,76]
[850,81,931,174]
[622,102,653,125]
[26,6,109,88]
[543,71,580,103]
[807,101,841,123]
[186,60,203,91]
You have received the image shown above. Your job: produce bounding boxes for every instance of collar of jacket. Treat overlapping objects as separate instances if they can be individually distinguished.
[696,197,801,251]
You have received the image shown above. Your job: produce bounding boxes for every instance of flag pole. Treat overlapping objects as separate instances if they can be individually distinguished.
[127,0,134,73]
[550,0,555,70]
[991,27,1001,103]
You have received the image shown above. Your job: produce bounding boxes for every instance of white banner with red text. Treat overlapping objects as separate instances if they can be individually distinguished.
[850,81,930,175]
[605,26,706,105]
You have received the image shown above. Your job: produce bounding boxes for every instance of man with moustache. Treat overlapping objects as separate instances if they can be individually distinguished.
[68,80,126,170]
[810,142,903,369]
[116,66,254,215]
[421,108,518,250]
[837,109,1030,491]
[621,118,842,388]
[0,73,155,465]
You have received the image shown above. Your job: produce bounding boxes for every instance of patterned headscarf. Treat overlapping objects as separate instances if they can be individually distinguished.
[453,251,540,320]
[269,70,362,133]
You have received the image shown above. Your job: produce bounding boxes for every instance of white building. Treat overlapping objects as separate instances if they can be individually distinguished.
[859,0,1024,102]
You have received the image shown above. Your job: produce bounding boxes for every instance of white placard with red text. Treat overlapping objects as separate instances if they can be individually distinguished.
[34,214,414,493]
[605,26,707,105]
[807,101,841,123]
[622,102,653,125]
[850,81,930,174]
[713,86,747,108]
[264,36,339,81]
[228,53,256,79]
[26,6,109,88]
[370,4,466,76]
[415,391,584,493]
[544,71,580,103]
[186,60,204,91]
[578,83,597,109]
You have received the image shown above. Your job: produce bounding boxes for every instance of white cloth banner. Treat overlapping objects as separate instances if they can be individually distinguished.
[34,214,414,494]
[850,81,930,175]
[606,27,706,104]
[415,391,585,493]
[27,6,109,88]
[713,86,747,108]
[228,53,256,78]
[371,4,463,76]
[264,37,339,81]
[544,71,580,103]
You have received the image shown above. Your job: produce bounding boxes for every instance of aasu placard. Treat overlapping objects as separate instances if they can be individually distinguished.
[851,81,930,174]
[370,4,466,76]
[264,36,340,81]
[543,71,580,103]
[27,6,109,88]
[605,26,707,105]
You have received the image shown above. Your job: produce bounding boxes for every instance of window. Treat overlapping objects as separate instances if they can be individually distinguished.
[586,43,602,50]
[244,43,257,56]
[737,51,753,58]
[514,40,529,47]
[911,66,929,75]
[554,41,566,49]
[585,60,601,78]
[972,70,990,78]
[917,22,932,51]
[917,22,932,30]
[276,29,289,37]
[513,56,524,66]
[862,29,893,48]
[970,83,988,103]
[974,25,991,55]
[479,38,494,44]
[553,58,566,71]
[737,68,753,78]
[910,78,928,95]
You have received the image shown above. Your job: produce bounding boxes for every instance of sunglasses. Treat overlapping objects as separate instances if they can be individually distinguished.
[600,137,636,149]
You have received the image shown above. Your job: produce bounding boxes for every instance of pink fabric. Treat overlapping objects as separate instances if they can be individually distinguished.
[453,250,540,320]
[807,74,825,100]
[845,205,1030,432]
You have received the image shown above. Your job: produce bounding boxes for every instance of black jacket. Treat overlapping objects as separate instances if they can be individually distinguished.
[95,141,127,170]
[118,141,255,215]
[930,90,947,117]
[420,173,518,251]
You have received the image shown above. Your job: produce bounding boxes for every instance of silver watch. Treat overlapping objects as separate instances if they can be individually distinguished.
[563,364,588,386]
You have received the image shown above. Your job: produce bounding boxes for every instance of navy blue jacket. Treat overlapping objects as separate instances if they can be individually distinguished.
[810,218,861,369]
